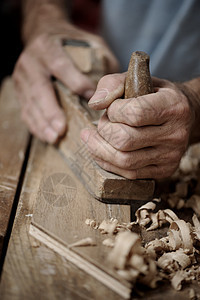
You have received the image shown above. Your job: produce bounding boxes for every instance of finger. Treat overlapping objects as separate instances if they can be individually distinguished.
[22,100,60,144]
[80,128,179,170]
[107,89,178,127]
[31,77,67,134]
[88,73,125,110]
[95,159,178,180]
[13,60,67,142]
[44,44,96,99]
[97,113,173,151]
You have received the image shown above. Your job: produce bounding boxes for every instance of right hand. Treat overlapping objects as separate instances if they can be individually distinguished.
[13,22,119,143]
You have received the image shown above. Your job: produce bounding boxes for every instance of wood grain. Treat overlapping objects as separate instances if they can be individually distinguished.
[0,78,29,256]
[0,138,130,300]
[0,77,199,300]
[29,132,132,298]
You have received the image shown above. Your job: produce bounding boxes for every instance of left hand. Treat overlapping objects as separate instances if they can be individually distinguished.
[80,74,193,179]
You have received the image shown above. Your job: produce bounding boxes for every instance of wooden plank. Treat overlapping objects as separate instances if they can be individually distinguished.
[1,140,199,300]
[0,78,29,256]
[0,138,130,300]
[0,79,198,300]
[28,135,132,297]
[56,82,155,202]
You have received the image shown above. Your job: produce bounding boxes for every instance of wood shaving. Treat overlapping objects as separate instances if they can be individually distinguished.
[108,231,143,270]
[179,155,199,174]
[170,220,193,253]
[84,146,200,292]
[85,218,99,229]
[157,249,192,271]
[68,237,96,248]
[98,218,119,234]
[135,201,179,231]
[171,269,187,291]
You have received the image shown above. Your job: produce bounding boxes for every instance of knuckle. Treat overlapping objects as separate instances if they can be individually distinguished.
[50,56,66,73]
[117,152,132,169]
[115,138,133,151]
[31,34,49,51]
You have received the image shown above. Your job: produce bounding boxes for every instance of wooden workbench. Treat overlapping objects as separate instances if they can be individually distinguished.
[0,78,199,300]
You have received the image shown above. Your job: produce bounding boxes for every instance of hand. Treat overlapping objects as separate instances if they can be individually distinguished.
[81,74,193,179]
[13,19,119,143]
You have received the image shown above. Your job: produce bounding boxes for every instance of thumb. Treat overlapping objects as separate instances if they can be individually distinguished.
[88,73,125,110]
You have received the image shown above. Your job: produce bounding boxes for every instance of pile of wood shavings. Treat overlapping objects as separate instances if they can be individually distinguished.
[85,201,200,292]
[84,143,200,294]
[167,143,200,214]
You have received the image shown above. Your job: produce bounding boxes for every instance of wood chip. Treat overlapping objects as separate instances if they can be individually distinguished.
[108,231,142,270]
[85,218,99,229]
[170,220,193,253]
[68,237,96,248]
[98,218,119,234]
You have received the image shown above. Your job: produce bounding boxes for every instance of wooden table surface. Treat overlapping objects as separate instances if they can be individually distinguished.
[0,78,199,300]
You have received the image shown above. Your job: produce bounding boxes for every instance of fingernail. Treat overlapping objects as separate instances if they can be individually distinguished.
[88,89,109,105]
[83,89,95,100]
[52,119,66,133]
[44,127,58,143]
[80,128,90,143]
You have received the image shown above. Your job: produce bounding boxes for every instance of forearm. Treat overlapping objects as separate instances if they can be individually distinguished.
[21,0,70,43]
[176,77,200,144]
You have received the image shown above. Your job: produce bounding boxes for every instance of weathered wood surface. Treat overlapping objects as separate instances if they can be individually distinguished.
[30,130,132,298]
[0,138,130,300]
[57,82,155,202]
[1,139,199,300]
[0,78,199,300]
[0,78,29,256]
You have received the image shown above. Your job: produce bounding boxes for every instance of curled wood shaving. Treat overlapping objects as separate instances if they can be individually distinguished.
[145,237,170,258]
[179,155,199,174]
[170,220,193,254]
[68,237,96,248]
[157,249,192,272]
[171,269,187,291]
[109,231,158,288]
[168,229,182,250]
[85,218,99,229]
[84,168,200,292]
[135,199,160,227]
[98,218,119,234]
[108,231,143,270]
[135,202,179,231]
[192,214,200,241]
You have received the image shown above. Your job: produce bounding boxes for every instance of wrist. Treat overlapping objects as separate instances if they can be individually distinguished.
[22,0,69,44]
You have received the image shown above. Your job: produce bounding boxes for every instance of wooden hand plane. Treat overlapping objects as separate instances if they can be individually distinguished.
[55,40,155,203]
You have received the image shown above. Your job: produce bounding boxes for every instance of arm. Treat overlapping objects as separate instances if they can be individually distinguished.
[80,74,200,179]
[13,0,119,143]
